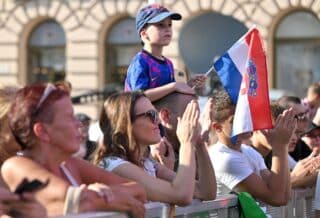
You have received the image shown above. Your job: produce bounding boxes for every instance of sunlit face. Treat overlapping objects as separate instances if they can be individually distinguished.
[143,18,173,46]
[301,128,320,150]
[132,97,161,146]
[42,97,82,154]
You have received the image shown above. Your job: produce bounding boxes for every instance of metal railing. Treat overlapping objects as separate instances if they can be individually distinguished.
[259,187,315,218]
[54,188,315,218]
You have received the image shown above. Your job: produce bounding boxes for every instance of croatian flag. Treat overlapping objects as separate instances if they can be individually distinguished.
[213,27,272,137]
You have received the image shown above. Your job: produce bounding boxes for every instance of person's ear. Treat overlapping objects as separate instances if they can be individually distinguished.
[159,108,170,127]
[33,122,50,142]
[140,29,149,41]
[212,122,222,133]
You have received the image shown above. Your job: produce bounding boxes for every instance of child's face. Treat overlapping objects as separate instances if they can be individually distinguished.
[142,17,173,46]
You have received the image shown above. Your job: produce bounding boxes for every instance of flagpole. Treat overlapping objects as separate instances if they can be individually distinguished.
[205,66,215,77]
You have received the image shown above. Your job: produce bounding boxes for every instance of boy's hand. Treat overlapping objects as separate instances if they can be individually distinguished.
[261,109,296,150]
[187,74,207,88]
[173,82,195,95]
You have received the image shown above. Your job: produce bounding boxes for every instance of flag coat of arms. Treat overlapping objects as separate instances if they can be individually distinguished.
[213,27,273,136]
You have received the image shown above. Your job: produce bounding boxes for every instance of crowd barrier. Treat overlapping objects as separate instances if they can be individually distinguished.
[259,187,315,218]
[54,188,315,218]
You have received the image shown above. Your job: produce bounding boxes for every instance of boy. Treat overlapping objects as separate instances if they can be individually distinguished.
[125,4,206,101]
[208,91,295,206]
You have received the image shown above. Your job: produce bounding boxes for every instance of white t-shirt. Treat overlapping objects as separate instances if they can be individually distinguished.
[99,156,158,177]
[208,142,267,195]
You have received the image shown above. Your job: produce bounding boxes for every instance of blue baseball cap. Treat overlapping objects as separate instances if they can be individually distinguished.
[136,4,182,34]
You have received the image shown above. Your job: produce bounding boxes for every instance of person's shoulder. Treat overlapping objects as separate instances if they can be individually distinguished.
[241,144,257,152]
[2,156,37,169]
[209,142,234,155]
[127,51,148,71]
[132,51,148,62]
[241,144,263,157]
[1,156,42,182]
[164,56,173,64]
[209,142,239,163]
[98,156,129,171]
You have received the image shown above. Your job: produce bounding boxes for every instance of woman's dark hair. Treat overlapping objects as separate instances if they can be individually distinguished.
[93,91,145,166]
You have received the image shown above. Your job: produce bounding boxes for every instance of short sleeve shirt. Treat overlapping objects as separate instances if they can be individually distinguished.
[208,142,267,194]
[124,50,175,91]
[99,156,158,177]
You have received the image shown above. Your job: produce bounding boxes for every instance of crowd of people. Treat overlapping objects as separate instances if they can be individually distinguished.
[0,2,320,218]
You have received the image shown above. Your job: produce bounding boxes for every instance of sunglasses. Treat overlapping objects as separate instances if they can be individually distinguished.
[133,110,159,124]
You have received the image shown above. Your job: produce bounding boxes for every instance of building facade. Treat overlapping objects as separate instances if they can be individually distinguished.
[1,0,320,118]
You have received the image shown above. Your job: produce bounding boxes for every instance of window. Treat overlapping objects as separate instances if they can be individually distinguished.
[275,11,320,97]
[28,20,66,84]
[105,18,141,88]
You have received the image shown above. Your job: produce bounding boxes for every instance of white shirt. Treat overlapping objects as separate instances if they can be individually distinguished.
[208,142,267,194]
[99,156,158,177]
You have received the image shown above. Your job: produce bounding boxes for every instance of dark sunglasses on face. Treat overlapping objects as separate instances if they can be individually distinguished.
[133,110,159,124]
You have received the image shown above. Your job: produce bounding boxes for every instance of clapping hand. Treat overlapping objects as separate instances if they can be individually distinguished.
[176,100,200,147]
[260,109,296,150]
[198,97,214,145]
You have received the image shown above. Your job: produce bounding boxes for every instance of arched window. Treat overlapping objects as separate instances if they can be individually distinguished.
[275,11,320,97]
[105,18,141,88]
[28,20,66,83]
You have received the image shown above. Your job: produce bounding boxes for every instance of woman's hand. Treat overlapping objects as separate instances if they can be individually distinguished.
[150,137,175,170]
[105,184,146,218]
[85,182,146,218]
[87,183,114,203]
[199,97,214,145]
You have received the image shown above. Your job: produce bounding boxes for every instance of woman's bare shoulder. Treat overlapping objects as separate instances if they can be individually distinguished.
[2,156,38,171]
